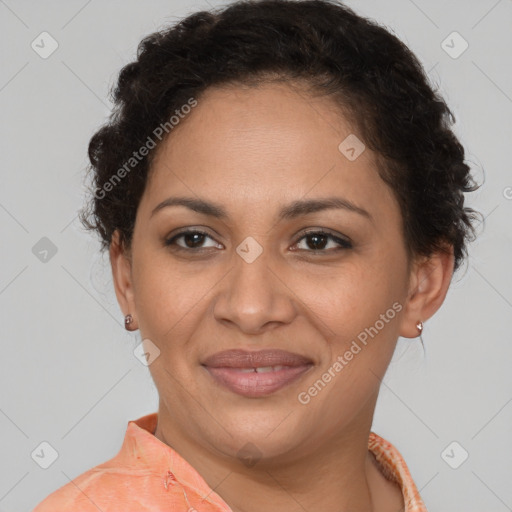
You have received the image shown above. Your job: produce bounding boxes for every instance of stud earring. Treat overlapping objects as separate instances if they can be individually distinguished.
[125,314,135,331]
[416,321,423,336]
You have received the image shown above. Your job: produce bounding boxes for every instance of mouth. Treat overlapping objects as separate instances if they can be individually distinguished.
[201,349,314,398]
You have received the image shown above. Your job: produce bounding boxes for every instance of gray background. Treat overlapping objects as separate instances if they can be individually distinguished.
[1,0,511,511]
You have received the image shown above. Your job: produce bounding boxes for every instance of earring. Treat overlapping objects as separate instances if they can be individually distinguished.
[125,314,135,331]
[416,321,423,336]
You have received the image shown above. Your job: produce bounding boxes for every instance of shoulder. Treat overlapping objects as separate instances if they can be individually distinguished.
[32,464,193,512]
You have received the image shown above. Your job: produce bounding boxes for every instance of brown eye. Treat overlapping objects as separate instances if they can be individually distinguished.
[293,230,352,252]
[165,230,222,251]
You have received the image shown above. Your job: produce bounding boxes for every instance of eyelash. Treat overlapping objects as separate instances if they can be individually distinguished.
[164,229,353,254]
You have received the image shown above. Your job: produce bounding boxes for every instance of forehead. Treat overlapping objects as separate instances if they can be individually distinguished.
[142,82,398,223]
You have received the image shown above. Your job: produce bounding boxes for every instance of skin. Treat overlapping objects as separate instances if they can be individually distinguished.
[110,82,454,512]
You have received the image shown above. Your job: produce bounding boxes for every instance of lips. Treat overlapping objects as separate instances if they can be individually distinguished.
[202,349,314,397]
[202,349,313,369]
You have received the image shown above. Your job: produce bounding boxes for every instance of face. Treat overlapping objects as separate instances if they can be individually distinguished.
[113,82,419,464]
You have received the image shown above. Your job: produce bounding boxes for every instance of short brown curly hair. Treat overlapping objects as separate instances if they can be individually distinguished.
[80,0,480,273]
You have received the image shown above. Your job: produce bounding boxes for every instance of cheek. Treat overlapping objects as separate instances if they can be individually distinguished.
[296,267,403,431]
[131,252,194,340]
[131,250,228,350]
[295,257,404,343]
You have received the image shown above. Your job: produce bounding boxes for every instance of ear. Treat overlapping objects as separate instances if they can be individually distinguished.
[399,246,455,338]
[109,230,137,328]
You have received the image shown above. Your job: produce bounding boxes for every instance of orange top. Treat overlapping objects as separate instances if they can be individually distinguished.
[33,412,428,511]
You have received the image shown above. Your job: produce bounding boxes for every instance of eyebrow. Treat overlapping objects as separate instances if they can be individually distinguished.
[150,196,373,222]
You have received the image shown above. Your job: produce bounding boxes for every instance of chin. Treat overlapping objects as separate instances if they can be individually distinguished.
[205,408,309,463]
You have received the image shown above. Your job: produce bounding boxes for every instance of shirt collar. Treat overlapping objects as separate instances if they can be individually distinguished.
[115,412,231,509]
[118,412,427,512]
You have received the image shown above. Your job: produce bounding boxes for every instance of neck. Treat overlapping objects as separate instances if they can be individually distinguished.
[217,442,377,512]
[154,400,390,512]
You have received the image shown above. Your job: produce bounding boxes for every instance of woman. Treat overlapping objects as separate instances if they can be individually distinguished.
[33,0,479,510]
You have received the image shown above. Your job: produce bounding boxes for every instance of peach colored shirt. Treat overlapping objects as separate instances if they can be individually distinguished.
[33,412,428,511]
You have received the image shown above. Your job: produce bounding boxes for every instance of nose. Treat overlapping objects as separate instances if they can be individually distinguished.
[212,245,297,335]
